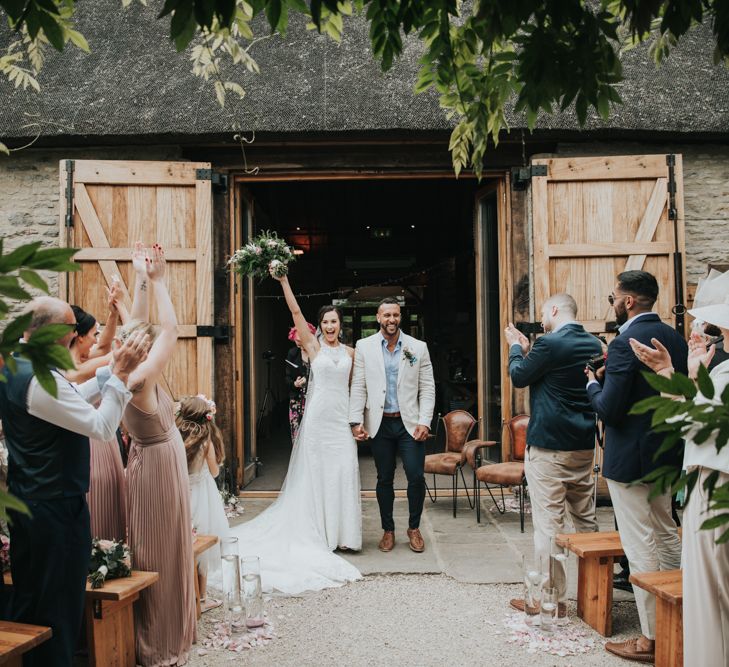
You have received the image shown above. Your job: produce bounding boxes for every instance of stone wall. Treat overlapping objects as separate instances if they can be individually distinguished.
[0,146,182,302]
[556,142,729,284]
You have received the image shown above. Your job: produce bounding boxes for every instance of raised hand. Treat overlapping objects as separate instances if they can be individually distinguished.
[629,337,672,374]
[106,278,122,313]
[146,244,166,282]
[687,332,715,379]
[504,323,530,355]
[111,330,151,384]
[131,241,147,275]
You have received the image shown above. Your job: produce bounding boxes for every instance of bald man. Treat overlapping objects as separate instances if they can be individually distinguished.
[504,293,602,614]
[0,297,149,667]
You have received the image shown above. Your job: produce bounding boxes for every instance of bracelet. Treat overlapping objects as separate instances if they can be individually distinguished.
[657,366,674,375]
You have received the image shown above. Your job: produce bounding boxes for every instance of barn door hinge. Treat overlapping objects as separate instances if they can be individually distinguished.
[64,160,75,227]
[666,153,686,337]
[195,168,229,193]
[666,154,678,220]
[196,325,232,341]
[510,165,547,191]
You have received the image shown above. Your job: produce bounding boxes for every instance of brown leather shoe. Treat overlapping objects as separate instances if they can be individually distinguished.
[510,598,567,617]
[406,528,425,552]
[605,638,655,663]
[378,531,395,552]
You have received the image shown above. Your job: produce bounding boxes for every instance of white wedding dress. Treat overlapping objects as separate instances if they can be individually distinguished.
[227,343,363,595]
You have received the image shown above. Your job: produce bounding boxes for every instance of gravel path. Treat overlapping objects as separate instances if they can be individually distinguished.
[188,574,639,667]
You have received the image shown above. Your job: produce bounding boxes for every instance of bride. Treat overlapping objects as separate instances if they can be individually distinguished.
[226,270,362,595]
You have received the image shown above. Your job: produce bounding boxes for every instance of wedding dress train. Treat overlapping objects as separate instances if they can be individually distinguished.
[227,343,362,595]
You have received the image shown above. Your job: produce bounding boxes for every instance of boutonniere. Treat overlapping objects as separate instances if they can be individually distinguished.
[403,347,417,366]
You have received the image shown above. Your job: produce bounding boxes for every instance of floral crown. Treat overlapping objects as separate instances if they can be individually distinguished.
[176,394,217,423]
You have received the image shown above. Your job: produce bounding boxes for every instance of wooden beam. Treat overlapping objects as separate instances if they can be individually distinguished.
[545,155,669,182]
[73,160,207,186]
[548,241,672,258]
[74,248,197,261]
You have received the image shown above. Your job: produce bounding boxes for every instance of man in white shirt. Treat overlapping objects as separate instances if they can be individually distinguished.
[0,297,149,667]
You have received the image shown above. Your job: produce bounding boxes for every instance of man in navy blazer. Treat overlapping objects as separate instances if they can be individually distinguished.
[586,270,687,664]
[505,293,602,615]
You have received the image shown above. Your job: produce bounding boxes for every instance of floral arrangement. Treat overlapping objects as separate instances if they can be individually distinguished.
[228,231,295,280]
[0,533,9,572]
[221,488,245,519]
[403,347,418,366]
[196,393,217,421]
[88,538,132,589]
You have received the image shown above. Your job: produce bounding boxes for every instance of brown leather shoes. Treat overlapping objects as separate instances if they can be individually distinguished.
[378,531,395,552]
[509,598,567,617]
[605,638,655,663]
[406,528,425,552]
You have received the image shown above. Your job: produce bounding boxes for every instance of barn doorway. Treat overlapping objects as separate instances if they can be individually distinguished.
[233,176,504,492]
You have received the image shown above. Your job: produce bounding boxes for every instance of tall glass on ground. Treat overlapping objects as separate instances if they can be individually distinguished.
[549,536,570,623]
[220,537,244,634]
[522,554,546,626]
[540,587,558,633]
[241,555,265,629]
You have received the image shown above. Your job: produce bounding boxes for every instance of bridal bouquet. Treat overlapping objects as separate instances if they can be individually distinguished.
[228,231,295,280]
[88,538,132,589]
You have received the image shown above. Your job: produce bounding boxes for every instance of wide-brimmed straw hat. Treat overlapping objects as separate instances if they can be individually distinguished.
[688,269,729,330]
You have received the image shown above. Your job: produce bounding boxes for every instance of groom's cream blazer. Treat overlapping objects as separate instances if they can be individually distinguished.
[349,331,436,439]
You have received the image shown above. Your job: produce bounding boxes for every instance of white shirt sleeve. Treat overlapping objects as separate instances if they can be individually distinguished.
[27,370,131,441]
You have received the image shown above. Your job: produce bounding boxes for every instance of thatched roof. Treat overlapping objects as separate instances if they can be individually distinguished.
[1,3,728,142]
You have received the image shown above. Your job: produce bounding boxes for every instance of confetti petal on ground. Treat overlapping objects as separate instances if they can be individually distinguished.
[502,612,597,657]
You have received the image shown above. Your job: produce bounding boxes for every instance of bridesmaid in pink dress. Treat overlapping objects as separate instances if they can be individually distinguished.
[67,288,127,542]
[122,242,195,666]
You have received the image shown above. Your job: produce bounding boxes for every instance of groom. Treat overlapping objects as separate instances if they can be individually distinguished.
[349,298,436,553]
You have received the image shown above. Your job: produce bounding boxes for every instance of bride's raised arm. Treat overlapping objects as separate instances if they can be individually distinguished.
[271,271,319,359]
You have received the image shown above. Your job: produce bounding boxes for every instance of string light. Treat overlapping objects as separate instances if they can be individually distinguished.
[253,258,457,300]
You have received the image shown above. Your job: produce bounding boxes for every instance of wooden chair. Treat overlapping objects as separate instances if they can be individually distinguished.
[469,415,529,532]
[424,410,488,517]
[630,570,682,667]
[0,621,51,666]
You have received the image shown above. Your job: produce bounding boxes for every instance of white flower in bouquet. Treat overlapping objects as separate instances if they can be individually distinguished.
[228,230,296,280]
[97,564,109,577]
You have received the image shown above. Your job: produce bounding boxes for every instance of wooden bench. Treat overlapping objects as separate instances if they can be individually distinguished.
[630,570,682,667]
[556,531,624,636]
[4,569,158,667]
[193,534,219,619]
[0,621,51,666]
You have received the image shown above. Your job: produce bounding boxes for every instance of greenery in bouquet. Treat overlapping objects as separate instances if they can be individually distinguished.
[228,231,295,281]
[88,538,132,589]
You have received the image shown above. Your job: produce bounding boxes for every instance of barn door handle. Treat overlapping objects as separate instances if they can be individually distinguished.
[196,325,232,341]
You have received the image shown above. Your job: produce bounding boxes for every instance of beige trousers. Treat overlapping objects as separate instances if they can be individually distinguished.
[683,467,729,667]
[607,479,682,639]
[524,446,598,600]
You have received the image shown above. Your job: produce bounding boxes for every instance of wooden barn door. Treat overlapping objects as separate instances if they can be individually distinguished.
[58,160,214,399]
[530,155,686,335]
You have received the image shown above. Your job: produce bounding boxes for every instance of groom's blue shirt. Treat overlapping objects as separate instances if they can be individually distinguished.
[380,331,402,412]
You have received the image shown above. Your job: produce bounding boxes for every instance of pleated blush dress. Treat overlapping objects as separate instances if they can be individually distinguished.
[87,437,126,541]
[124,387,196,666]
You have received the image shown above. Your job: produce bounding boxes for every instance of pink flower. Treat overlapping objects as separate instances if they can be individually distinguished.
[97,539,115,551]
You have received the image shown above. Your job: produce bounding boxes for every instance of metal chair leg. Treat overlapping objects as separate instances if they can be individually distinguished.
[519,480,526,533]
[452,471,457,518]
[458,465,475,509]
[485,483,507,514]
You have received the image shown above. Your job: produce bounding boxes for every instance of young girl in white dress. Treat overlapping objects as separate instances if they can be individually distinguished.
[178,394,230,612]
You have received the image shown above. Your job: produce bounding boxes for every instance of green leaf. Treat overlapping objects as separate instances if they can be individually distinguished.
[23,246,78,271]
[0,277,31,300]
[630,395,668,415]
[700,513,729,531]
[159,0,185,18]
[32,363,58,398]
[65,28,90,53]
[265,0,282,33]
[27,323,74,346]
[697,363,715,399]
[0,488,30,523]
[0,241,42,273]
[0,312,32,345]
[18,269,49,293]
[38,8,65,50]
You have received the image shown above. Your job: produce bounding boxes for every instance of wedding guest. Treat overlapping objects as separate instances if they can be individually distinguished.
[629,271,729,667]
[586,270,687,663]
[0,296,149,667]
[286,323,315,443]
[67,288,128,542]
[505,293,601,614]
[178,394,229,613]
[122,242,196,665]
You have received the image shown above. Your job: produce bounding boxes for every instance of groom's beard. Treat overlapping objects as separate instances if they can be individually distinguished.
[380,322,400,336]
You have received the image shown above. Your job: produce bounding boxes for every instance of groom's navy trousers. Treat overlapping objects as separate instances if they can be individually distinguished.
[370,416,426,530]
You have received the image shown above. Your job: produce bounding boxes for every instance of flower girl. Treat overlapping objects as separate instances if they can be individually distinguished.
[177,394,230,612]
